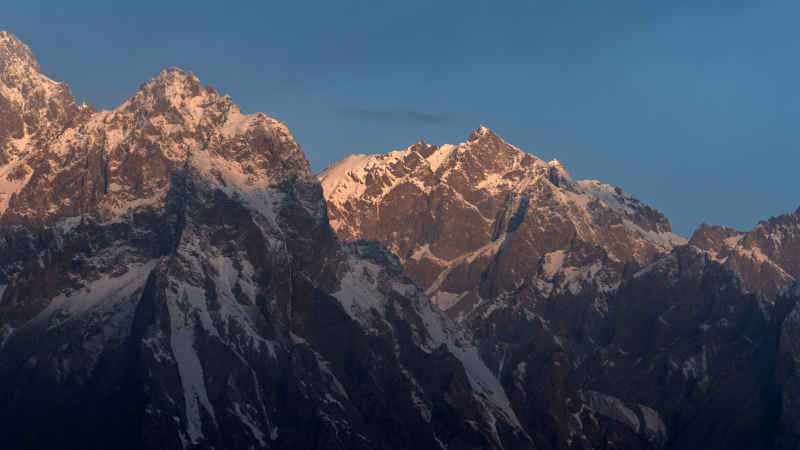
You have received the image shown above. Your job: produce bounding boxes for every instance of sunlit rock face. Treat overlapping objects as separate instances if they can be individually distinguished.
[0,32,531,450]
[320,122,800,448]
[319,126,685,321]
[4,28,800,450]
[689,208,800,299]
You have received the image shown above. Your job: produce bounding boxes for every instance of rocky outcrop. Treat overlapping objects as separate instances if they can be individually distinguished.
[6,29,800,450]
[775,282,800,449]
[319,123,800,449]
[0,31,82,148]
[0,32,529,450]
[689,209,800,299]
[319,126,686,322]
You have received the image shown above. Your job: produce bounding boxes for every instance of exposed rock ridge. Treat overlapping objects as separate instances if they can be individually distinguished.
[0,33,529,450]
[319,125,686,318]
[690,207,800,298]
[0,31,82,189]
[0,64,310,226]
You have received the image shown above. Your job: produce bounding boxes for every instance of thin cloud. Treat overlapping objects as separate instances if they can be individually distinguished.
[339,107,449,124]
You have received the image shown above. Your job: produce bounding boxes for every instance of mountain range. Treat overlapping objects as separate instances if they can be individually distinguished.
[2,30,800,450]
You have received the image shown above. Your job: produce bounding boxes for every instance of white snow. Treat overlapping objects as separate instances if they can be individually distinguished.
[581,390,640,433]
[424,237,505,300]
[167,285,218,444]
[204,254,278,358]
[638,404,667,442]
[317,357,349,400]
[0,324,13,349]
[318,153,375,206]
[319,140,459,210]
[331,251,525,443]
[432,291,466,310]
[318,131,688,308]
[633,254,676,279]
[737,245,775,264]
[415,295,524,435]
[0,161,32,213]
[231,402,267,446]
[331,257,389,330]
[35,260,158,321]
[0,35,66,113]
[622,219,688,250]
[513,362,528,394]
[426,144,456,172]
[542,250,567,277]
[724,234,744,247]
[190,148,285,230]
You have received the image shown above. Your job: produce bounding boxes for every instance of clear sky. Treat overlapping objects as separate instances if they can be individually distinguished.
[3,1,799,236]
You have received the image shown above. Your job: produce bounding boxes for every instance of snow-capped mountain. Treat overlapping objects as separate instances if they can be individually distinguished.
[5,28,800,450]
[0,31,529,450]
[319,126,686,321]
[689,208,800,299]
[319,125,800,449]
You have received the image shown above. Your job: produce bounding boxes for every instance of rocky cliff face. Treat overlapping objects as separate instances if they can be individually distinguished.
[319,127,686,321]
[319,128,800,449]
[6,29,800,450]
[0,32,529,450]
[462,243,800,450]
[689,209,800,299]
[775,282,800,448]
[0,31,85,212]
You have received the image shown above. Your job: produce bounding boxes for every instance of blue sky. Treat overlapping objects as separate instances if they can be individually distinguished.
[4,1,799,236]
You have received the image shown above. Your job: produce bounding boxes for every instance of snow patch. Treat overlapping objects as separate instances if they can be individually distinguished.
[432,291,466,310]
[542,250,567,277]
[0,161,32,213]
[426,144,456,172]
[231,402,267,446]
[167,285,218,444]
[580,390,640,433]
[36,260,158,321]
[190,149,285,230]
[331,256,389,330]
[318,154,380,206]
[638,404,667,442]
[622,219,688,250]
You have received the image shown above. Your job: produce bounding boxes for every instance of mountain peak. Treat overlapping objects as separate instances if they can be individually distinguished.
[154,66,200,85]
[121,66,231,132]
[0,31,41,75]
[467,125,498,142]
[0,32,78,145]
[134,67,208,104]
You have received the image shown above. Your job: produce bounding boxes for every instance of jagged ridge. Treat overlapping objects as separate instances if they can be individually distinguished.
[0,31,529,450]
[319,125,686,319]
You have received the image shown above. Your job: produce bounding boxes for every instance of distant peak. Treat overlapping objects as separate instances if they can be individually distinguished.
[133,67,210,106]
[468,125,498,142]
[149,67,203,90]
[0,30,42,74]
[155,66,197,81]
[548,159,563,167]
